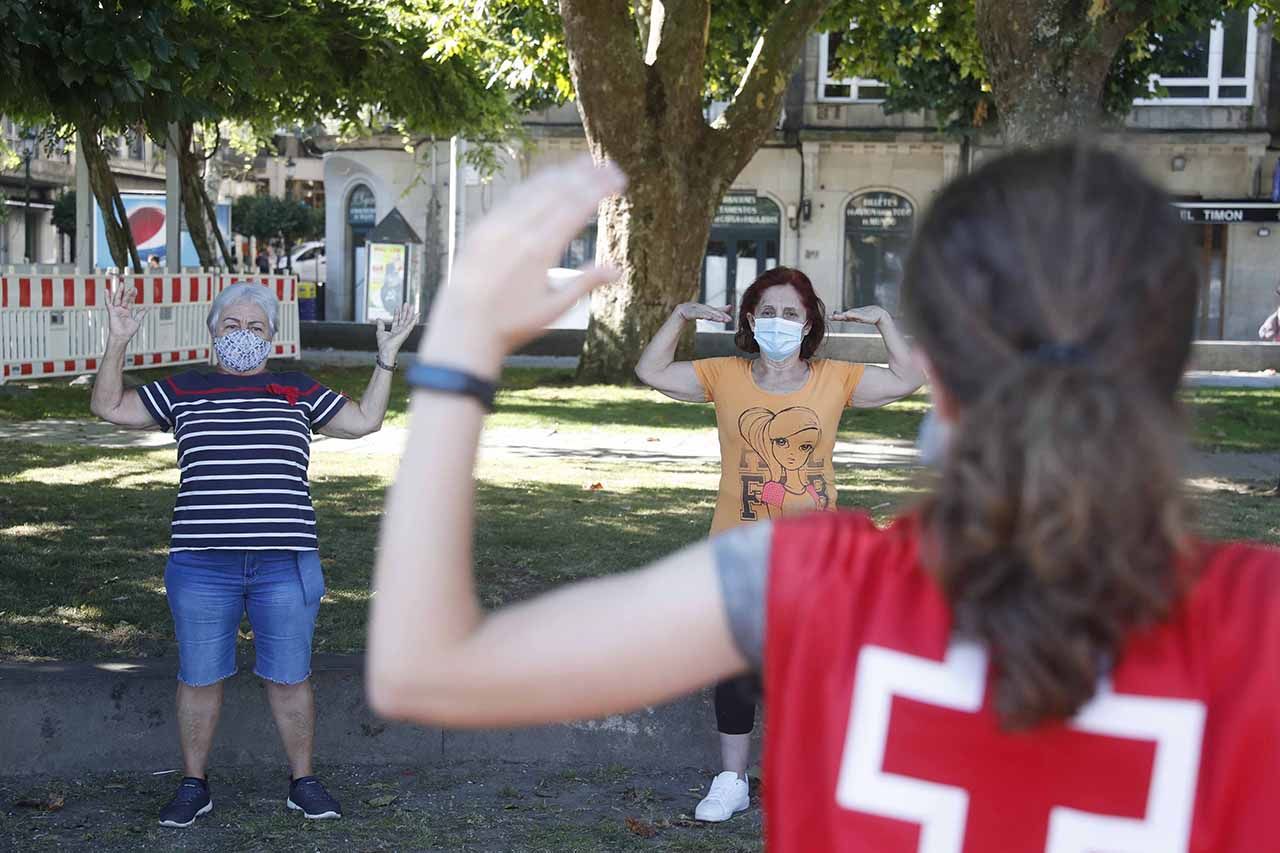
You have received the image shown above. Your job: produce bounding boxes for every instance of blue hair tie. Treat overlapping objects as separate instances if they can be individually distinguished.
[1029,342,1091,365]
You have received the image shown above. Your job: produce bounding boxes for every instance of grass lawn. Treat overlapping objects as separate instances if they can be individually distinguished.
[2,360,1279,451]
[3,426,1278,662]
[2,360,1277,662]
[0,438,924,661]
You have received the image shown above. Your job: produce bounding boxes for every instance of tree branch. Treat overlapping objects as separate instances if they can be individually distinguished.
[199,123,223,164]
[650,0,711,114]
[558,0,648,164]
[975,0,1153,141]
[710,0,831,182]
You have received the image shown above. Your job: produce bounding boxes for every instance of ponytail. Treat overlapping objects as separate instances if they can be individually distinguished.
[924,362,1192,728]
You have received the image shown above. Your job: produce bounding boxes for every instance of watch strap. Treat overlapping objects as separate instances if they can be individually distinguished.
[405,362,497,412]
[375,354,397,371]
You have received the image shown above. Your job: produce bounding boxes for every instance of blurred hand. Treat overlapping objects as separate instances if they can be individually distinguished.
[830,305,889,326]
[105,281,145,342]
[421,156,626,375]
[376,303,419,359]
[677,303,732,323]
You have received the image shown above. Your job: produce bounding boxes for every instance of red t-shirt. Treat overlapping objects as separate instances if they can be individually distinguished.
[763,511,1280,852]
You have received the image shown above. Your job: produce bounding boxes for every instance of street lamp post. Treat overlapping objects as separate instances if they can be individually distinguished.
[284,157,297,274]
[19,129,36,264]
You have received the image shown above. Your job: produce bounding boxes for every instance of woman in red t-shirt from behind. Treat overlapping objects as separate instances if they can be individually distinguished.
[367,145,1280,852]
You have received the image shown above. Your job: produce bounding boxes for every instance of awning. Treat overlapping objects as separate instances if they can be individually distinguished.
[2,198,54,210]
[1172,200,1280,224]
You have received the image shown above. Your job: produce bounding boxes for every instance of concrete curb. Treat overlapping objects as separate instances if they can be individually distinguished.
[0,654,743,777]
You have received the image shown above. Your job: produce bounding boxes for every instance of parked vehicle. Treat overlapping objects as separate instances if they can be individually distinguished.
[276,241,326,284]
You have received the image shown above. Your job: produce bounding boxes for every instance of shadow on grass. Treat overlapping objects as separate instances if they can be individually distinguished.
[1184,387,1280,453]
[7,430,1276,665]
[0,438,928,661]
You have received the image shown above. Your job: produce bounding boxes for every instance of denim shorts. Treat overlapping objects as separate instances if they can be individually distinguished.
[164,549,325,687]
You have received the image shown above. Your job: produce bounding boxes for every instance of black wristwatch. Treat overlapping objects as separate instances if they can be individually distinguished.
[375,354,397,371]
[405,362,497,412]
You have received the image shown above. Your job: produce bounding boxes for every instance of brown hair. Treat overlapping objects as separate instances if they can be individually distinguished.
[903,144,1199,729]
[735,267,827,359]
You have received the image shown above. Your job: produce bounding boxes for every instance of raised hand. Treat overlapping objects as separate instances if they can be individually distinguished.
[677,303,733,323]
[421,157,626,373]
[105,281,146,342]
[830,305,889,326]
[376,303,419,360]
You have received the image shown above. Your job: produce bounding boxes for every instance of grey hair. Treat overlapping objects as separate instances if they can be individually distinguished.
[207,283,279,337]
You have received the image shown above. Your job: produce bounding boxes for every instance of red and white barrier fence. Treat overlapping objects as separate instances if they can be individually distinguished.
[0,273,299,384]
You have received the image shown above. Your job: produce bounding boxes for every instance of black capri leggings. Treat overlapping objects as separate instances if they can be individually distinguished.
[714,673,761,735]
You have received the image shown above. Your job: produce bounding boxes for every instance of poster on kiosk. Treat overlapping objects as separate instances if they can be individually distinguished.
[364,242,407,323]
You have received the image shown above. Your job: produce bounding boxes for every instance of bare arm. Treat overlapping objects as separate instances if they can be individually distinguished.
[319,304,418,439]
[367,157,748,727]
[832,306,926,408]
[634,303,730,402]
[89,282,160,429]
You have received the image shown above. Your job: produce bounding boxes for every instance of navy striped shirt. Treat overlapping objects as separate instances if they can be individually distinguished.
[136,370,346,551]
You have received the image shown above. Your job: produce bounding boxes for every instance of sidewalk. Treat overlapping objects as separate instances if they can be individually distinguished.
[0,418,1274,482]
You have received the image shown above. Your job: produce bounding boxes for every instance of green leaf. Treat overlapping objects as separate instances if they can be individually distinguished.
[85,36,115,65]
[128,58,152,82]
[57,64,87,87]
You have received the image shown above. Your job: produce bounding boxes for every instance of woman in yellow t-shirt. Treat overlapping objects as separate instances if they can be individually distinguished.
[635,266,924,823]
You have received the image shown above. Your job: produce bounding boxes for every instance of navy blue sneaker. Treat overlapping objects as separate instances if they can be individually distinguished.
[287,776,341,820]
[158,776,212,828]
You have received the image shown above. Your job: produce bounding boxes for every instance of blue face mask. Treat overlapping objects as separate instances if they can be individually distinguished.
[752,317,805,361]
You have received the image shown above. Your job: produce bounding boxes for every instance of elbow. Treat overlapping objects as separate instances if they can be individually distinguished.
[89,399,116,424]
[366,665,461,727]
[366,669,415,721]
[634,363,654,388]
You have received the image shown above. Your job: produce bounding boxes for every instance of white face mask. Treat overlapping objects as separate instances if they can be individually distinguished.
[916,407,953,467]
[752,317,805,361]
[214,328,272,373]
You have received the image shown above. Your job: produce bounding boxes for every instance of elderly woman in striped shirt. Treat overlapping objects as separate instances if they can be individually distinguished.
[89,281,416,828]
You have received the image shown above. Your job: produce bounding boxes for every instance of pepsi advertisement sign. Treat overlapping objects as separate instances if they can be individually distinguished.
[92,192,231,269]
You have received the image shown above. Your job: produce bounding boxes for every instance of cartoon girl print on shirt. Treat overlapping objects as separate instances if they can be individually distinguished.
[738,406,828,519]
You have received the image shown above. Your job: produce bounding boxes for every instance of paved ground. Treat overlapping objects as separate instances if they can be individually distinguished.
[0,418,1274,483]
[1183,369,1280,388]
[0,760,763,852]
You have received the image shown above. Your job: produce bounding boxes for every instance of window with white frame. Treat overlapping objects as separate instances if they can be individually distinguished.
[1134,7,1257,106]
[819,31,887,103]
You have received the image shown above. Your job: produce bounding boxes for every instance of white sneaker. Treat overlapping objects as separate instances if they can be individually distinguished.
[694,771,749,822]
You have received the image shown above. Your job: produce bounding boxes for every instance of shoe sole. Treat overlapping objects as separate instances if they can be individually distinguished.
[287,798,341,820]
[158,800,212,828]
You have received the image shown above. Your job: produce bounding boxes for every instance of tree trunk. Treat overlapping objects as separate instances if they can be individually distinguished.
[175,121,218,269]
[79,127,141,271]
[200,149,235,268]
[580,169,722,380]
[560,0,830,382]
[200,187,234,269]
[975,0,1150,145]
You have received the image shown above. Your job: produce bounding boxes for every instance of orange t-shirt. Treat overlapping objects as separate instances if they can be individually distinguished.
[693,357,865,534]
